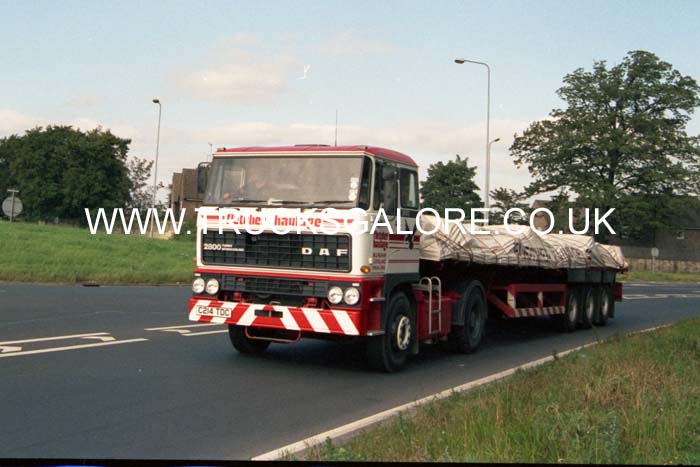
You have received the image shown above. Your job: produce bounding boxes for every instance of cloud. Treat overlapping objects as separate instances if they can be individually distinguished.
[68,117,139,140]
[174,118,533,191]
[0,109,42,137]
[0,109,139,143]
[63,94,103,109]
[319,29,394,56]
[176,41,296,103]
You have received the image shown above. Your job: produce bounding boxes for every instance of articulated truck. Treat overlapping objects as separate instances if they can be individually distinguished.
[188,145,626,372]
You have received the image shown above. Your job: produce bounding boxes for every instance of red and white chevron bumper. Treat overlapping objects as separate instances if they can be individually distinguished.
[188,298,361,336]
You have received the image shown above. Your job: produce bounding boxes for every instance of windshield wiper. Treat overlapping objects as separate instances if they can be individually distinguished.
[220,199,267,205]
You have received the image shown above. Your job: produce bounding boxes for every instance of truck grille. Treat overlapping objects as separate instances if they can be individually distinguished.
[201,231,351,271]
[221,276,329,297]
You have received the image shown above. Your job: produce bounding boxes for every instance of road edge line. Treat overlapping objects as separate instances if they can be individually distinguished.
[251,323,672,461]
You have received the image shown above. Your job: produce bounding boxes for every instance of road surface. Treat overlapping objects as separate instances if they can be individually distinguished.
[1,282,699,459]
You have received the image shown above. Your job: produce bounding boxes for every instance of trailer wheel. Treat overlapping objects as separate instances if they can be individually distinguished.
[593,286,610,326]
[228,325,270,354]
[451,283,487,354]
[607,286,616,318]
[580,286,596,329]
[367,292,414,372]
[555,286,579,332]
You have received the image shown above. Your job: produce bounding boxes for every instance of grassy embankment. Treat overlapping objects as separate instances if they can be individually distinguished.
[298,318,700,464]
[0,220,194,284]
[621,270,700,283]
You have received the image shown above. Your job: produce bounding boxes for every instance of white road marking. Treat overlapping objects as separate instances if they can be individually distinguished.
[0,345,22,353]
[159,329,195,335]
[252,323,673,461]
[145,323,222,331]
[0,338,148,359]
[0,332,111,346]
[80,335,117,342]
[145,323,227,336]
[183,330,228,337]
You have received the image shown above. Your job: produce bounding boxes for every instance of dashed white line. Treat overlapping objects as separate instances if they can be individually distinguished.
[0,332,112,346]
[145,323,222,331]
[183,329,228,337]
[0,338,148,359]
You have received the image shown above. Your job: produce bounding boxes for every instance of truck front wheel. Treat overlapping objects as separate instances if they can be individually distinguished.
[451,283,487,354]
[228,325,271,354]
[367,292,414,372]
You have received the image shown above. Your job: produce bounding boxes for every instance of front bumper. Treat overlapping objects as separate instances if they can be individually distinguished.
[188,297,362,336]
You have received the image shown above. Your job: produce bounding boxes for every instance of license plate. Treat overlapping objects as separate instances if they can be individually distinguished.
[197,305,233,318]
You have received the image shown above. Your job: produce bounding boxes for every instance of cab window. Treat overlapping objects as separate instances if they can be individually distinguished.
[400,169,419,211]
[358,156,372,210]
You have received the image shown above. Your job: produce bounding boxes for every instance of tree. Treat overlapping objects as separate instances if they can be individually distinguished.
[489,187,530,225]
[0,125,132,222]
[126,156,154,211]
[420,155,482,215]
[510,50,700,240]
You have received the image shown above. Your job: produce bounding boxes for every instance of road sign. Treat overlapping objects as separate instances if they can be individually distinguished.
[651,247,659,258]
[2,195,22,220]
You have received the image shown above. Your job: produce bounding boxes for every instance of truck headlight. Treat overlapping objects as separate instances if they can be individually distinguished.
[192,278,205,294]
[343,287,360,305]
[205,278,220,295]
[328,286,343,304]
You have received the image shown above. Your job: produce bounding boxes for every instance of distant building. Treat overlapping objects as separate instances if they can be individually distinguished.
[170,168,202,222]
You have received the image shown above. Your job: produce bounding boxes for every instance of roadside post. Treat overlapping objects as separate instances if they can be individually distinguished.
[651,247,659,273]
[2,189,22,222]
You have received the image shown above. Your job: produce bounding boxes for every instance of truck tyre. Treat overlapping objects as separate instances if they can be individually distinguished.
[555,286,579,332]
[228,325,270,354]
[579,286,596,329]
[593,286,610,326]
[451,283,487,354]
[607,286,616,318]
[367,291,414,372]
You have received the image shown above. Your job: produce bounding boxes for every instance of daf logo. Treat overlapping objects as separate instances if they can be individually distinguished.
[301,247,349,257]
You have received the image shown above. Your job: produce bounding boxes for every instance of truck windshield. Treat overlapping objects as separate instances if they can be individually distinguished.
[204,155,368,207]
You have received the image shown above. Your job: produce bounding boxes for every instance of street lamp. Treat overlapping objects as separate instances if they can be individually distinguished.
[150,98,162,238]
[487,137,500,206]
[454,58,492,219]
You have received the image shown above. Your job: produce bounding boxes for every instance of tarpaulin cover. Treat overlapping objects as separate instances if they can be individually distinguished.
[418,216,627,271]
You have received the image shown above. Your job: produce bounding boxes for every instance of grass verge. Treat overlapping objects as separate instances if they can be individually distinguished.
[299,318,700,464]
[621,270,700,283]
[0,220,194,284]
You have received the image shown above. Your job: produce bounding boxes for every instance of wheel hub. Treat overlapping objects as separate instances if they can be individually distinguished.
[395,316,412,351]
[601,294,609,317]
[586,296,595,319]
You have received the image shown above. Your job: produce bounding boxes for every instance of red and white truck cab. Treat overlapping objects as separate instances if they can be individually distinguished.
[188,145,623,372]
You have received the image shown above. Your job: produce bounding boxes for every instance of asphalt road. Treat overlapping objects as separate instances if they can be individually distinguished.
[2,282,699,460]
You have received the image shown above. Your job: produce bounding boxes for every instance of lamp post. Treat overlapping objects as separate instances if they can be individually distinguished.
[454,58,492,219]
[150,98,162,238]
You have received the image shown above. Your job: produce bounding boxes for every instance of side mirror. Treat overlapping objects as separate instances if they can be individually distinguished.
[197,162,210,197]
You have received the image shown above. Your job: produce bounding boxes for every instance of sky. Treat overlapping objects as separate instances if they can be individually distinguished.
[1,0,699,202]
